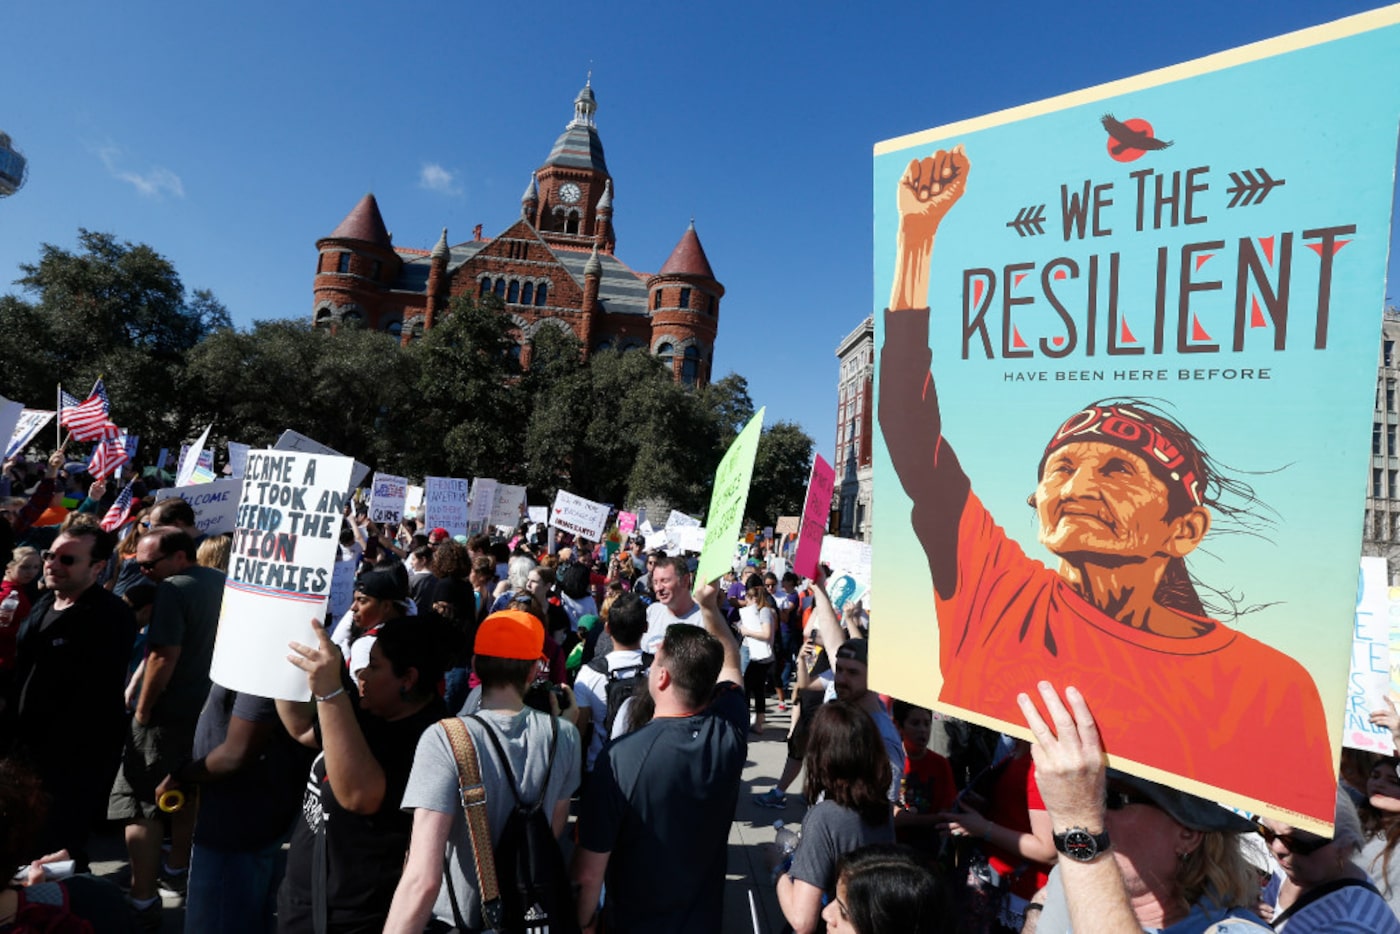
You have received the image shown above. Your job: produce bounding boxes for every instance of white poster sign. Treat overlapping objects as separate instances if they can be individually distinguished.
[5,408,55,461]
[665,509,701,530]
[468,478,498,524]
[491,483,528,529]
[0,397,26,462]
[273,429,370,490]
[405,485,425,518]
[550,490,610,541]
[677,525,708,554]
[211,450,355,700]
[820,535,873,587]
[369,473,408,526]
[528,505,548,525]
[1346,557,1394,753]
[424,477,469,538]
[155,479,243,537]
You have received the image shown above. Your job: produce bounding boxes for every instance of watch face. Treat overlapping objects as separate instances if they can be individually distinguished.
[559,182,581,204]
[1059,828,1104,862]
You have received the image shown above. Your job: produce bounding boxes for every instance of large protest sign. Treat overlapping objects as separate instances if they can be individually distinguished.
[468,478,498,525]
[423,477,469,538]
[696,408,765,585]
[155,479,242,537]
[775,516,800,536]
[0,397,24,462]
[1345,557,1392,754]
[368,473,408,525]
[550,490,610,541]
[617,510,637,538]
[226,442,250,480]
[490,483,527,529]
[273,430,370,490]
[792,455,836,579]
[5,408,55,460]
[870,9,1400,831]
[211,450,354,700]
[665,510,700,530]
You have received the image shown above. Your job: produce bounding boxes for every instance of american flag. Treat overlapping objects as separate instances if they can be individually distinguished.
[100,479,136,532]
[88,429,130,480]
[59,379,117,441]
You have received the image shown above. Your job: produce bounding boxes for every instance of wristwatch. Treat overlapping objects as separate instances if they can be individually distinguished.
[1053,827,1110,862]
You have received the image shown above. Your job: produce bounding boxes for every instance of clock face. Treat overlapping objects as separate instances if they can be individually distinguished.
[559,182,581,204]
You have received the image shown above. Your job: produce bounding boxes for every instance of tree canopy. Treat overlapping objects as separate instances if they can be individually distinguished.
[1,229,816,526]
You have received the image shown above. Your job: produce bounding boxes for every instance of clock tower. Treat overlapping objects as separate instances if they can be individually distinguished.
[529,78,616,253]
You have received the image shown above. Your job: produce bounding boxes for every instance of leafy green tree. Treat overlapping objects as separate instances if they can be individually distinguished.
[747,420,815,526]
[406,294,525,481]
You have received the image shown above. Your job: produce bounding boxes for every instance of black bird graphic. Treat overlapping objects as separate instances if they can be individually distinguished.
[1101,113,1172,154]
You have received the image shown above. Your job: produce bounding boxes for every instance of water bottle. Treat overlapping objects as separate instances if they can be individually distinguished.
[0,592,19,629]
[772,819,799,881]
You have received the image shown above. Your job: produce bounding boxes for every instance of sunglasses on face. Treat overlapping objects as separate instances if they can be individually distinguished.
[40,551,82,567]
[1104,786,1158,811]
[1256,825,1330,856]
[136,556,169,571]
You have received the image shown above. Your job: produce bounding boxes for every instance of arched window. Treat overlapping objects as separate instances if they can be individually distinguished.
[596,340,612,352]
[480,278,491,297]
[386,319,403,340]
[656,342,675,372]
[521,282,534,305]
[565,211,580,235]
[679,287,691,309]
[341,309,363,328]
[494,279,506,298]
[682,346,701,385]
[314,308,333,330]
[507,280,520,303]
[535,282,548,306]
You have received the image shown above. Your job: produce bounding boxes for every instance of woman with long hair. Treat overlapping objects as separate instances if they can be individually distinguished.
[737,573,777,733]
[776,701,895,934]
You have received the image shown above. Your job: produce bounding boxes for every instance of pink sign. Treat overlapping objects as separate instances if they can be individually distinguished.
[792,454,836,580]
[618,510,637,537]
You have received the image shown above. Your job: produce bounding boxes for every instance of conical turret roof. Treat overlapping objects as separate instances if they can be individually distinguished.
[328,193,392,249]
[657,221,714,279]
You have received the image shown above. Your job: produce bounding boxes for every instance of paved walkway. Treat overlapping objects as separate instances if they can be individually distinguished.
[85,703,809,933]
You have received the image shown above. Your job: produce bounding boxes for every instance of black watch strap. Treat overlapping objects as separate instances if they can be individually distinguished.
[1053,826,1111,862]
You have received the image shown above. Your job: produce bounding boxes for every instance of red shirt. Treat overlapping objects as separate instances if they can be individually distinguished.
[984,754,1048,900]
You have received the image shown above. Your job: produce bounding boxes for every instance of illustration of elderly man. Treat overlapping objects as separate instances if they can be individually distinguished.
[878,145,1333,821]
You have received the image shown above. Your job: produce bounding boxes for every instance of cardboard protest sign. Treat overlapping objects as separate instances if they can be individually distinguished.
[423,477,469,538]
[468,478,498,525]
[665,510,700,530]
[695,408,765,585]
[211,450,354,700]
[528,505,547,526]
[154,479,242,537]
[491,484,527,529]
[369,473,408,525]
[551,490,610,541]
[870,9,1400,830]
[176,425,213,487]
[405,485,424,518]
[273,430,370,490]
[227,442,250,480]
[328,555,358,625]
[1345,557,1392,753]
[639,519,656,536]
[5,408,55,460]
[678,525,707,554]
[775,516,800,536]
[820,535,872,587]
[793,455,837,580]
[617,511,637,537]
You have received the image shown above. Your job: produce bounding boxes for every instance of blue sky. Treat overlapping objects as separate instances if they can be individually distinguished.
[1,0,1395,462]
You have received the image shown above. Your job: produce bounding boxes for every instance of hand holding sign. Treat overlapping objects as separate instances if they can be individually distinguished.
[287,618,345,699]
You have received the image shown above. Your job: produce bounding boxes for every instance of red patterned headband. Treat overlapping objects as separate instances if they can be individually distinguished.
[1040,404,1205,508]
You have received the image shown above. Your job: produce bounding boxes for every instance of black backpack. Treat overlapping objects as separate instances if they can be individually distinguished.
[587,651,653,738]
[464,714,578,934]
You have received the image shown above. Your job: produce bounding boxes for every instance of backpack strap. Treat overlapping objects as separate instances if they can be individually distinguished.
[438,717,503,932]
[468,712,559,814]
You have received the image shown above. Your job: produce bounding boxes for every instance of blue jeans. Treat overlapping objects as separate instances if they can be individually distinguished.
[185,839,285,934]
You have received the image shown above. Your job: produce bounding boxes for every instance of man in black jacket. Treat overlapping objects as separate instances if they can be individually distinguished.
[8,518,138,869]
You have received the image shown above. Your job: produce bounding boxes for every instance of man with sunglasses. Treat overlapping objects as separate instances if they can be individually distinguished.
[1019,682,1272,933]
[7,519,138,872]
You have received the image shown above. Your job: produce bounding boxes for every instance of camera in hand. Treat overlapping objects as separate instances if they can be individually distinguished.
[524,678,570,714]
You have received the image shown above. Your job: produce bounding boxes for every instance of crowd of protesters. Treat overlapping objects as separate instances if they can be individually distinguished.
[3,448,1400,934]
